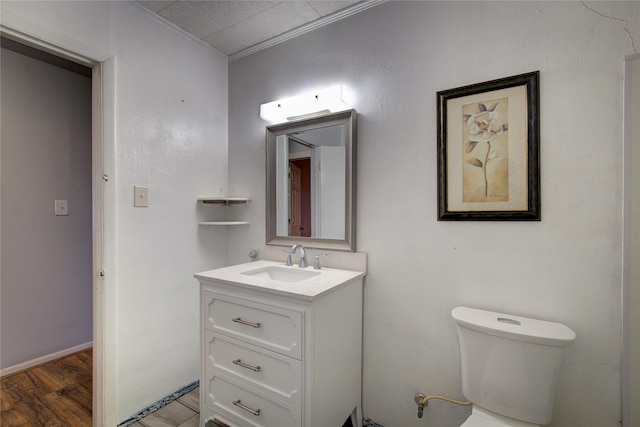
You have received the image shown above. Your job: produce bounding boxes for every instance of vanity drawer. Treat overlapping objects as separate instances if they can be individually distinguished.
[205,331,302,405]
[205,369,301,427]
[203,292,303,359]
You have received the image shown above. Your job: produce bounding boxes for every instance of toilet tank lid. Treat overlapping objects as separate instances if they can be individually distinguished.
[452,307,576,347]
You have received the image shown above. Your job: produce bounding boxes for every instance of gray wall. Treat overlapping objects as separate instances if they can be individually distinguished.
[1,47,93,369]
[228,2,640,426]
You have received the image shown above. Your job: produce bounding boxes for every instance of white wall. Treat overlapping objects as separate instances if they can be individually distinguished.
[109,3,229,420]
[0,0,229,422]
[1,47,93,370]
[228,2,640,426]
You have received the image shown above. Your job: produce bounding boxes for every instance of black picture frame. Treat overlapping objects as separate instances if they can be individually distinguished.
[437,71,540,221]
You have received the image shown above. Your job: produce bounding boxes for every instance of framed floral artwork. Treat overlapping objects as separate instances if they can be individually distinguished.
[437,71,540,220]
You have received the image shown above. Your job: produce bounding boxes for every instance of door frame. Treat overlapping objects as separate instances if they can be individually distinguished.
[623,52,640,427]
[0,26,115,426]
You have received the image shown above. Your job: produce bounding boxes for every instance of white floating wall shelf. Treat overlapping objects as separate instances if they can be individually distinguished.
[197,197,250,206]
[197,197,250,226]
[199,221,250,227]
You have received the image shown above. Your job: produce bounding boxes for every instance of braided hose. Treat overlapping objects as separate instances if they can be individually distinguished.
[415,393,471,418]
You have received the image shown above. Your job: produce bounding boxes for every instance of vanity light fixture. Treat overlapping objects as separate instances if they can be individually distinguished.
[259,85,349,124]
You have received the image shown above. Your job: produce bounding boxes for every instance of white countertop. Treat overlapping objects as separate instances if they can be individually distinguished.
[194,260,365,301]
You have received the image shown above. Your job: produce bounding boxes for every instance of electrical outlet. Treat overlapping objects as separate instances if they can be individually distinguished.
[134,186,148,207]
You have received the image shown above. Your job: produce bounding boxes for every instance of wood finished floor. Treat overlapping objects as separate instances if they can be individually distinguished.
[1,349,92,426]
[1,349,201,427]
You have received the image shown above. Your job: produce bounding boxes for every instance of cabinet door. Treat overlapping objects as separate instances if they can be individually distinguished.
[203,291,303,359]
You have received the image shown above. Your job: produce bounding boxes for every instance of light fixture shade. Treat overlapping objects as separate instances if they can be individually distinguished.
[260,85,349,123]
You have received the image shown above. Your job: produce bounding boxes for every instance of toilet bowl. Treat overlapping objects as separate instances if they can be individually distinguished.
[452,307,575,427]
[460,407,540,427]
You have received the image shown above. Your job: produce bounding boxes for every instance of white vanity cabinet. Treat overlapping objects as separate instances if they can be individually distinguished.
[196,261,364,427]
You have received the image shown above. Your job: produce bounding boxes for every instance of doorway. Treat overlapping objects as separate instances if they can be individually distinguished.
[623,52,640,427]
[0,34,107,425]
[289,158,311,237]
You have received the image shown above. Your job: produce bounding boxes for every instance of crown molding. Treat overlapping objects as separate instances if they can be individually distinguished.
[130,1,228,61]
[228,0,387,62]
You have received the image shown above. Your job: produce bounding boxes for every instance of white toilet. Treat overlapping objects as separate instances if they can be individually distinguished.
[452,306,576,427]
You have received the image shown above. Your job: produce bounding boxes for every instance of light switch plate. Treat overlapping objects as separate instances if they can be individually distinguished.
[54,200,69,216]
[134,186,148,207]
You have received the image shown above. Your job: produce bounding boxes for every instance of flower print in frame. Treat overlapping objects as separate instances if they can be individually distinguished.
[437,71,540,220]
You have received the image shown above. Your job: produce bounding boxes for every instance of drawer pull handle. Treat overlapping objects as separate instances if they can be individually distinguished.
[232,317,261,328]
[233,359,261,372]
[233,399,261,416]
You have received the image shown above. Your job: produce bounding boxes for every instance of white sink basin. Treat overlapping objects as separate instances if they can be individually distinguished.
[196,260,366,300]
[241,266,321,283]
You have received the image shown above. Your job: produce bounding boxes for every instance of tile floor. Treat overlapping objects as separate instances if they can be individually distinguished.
[130,387,384,427]
[132,387,200,427]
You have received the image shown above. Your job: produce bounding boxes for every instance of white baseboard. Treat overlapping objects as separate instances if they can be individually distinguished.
[0,341,93,377]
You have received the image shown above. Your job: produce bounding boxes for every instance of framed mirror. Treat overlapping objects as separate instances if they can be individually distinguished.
[266,110,357,251]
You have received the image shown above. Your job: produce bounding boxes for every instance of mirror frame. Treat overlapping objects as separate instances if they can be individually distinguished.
[266,109,357,252]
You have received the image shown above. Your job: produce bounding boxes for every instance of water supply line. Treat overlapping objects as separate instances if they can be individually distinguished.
[415,393,471,418]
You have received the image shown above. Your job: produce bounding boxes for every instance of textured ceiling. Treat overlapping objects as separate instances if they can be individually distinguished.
[136,1,380,60]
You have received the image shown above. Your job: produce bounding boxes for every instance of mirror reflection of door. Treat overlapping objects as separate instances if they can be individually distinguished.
[289,159,311,237]
[274,119,349,240]
[267,110,356,251]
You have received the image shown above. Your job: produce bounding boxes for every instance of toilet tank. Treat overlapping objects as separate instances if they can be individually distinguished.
[452,307,575,425]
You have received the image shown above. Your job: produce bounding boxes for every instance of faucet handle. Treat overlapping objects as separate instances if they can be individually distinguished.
[281,249,293,266]
[313,253,327,270]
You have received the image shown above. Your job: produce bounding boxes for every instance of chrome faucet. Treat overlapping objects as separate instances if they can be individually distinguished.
[290,243,308,268]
